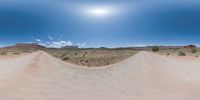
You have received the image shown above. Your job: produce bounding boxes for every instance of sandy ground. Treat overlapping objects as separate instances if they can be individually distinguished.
[0,51,200,100]
[0,53,29,60]
[165,54,200,61]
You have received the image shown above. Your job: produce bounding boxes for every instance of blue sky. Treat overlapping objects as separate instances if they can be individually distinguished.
[0,0,200,48]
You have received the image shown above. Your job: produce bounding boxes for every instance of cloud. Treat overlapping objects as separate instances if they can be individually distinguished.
[38,43,47,47]
[48,36,54,40]
[33,37,86,48]
[42,40,73,48]
[193,44,200,47]
[132,44,153,47]
[77,42,86,47]
[49,41,73,48]
[35,39,41,42]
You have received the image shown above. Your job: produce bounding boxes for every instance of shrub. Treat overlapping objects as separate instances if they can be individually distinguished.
[80,59,84,62]
[60,53,66,58]
[191,48,197,53]
[0,52,7,55]
[62,57,69,61]
[106,62,110,65]
[166,52,170,55]
[152,46,159,52]
[85,60,89,63]
[178,51,186,56]
[13,52,20,55]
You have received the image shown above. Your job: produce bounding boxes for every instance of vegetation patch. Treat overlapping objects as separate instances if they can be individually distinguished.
[191,48,197,53]
[178,51,186,56]
[152,46,159,52]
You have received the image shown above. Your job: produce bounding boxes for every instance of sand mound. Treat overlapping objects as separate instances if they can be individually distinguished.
[0,51,200,100]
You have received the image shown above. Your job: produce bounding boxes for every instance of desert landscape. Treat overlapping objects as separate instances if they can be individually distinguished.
[1,44,199,66]
[0,44,200,99]
[1,0,200,99]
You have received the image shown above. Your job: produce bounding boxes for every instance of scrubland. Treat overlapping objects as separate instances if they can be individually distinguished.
[0,47,199,66]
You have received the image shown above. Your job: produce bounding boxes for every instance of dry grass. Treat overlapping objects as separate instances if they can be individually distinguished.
[0,48,36,57]
[45,49,138,67]
[156,48,200,56]
[1,47,200,67]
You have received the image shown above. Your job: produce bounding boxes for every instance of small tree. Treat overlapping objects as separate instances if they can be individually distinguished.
[191,48,197,53]
[152,46,159,52]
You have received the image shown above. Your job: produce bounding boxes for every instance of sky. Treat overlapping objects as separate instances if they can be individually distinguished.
[0,0,200,48]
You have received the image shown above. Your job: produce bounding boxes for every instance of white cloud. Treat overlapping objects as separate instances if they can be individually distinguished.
[48,36,54,40]
[35,39,41,42]
[46,42,50,44]
[77,42,86,47]
[40,41,73,48]
[33,37,86,48]
[193,44,200,47]
[39,43,47,47]
[132,44,153,47]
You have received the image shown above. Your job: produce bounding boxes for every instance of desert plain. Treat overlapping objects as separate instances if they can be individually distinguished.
[0,45,200,100]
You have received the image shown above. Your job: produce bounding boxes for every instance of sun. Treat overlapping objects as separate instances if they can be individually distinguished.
[84,7,113,18]
[88,8,110,16]
[77,5,119,19]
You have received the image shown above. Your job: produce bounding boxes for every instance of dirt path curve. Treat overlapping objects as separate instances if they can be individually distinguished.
[0,51,200,100]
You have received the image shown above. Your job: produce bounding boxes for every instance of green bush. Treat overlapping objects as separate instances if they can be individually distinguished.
[178,51,186,56]
[152,46,159,52]
[191,48,197,53]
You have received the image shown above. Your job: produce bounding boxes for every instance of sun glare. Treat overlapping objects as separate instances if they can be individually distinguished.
[76,5,120,19]
[84,7,114,18]
[88,8,109,16]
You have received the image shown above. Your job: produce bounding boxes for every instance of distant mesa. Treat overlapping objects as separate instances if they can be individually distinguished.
[2,43,197,50]
[5,43,45,49]
[61,45,78,49]
[100,47,108,49]
[184,45,196,49]
[131,45,197,50]
[4,43,80,49]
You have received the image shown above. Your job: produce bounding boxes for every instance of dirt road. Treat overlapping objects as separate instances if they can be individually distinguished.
[0,51,200,100]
